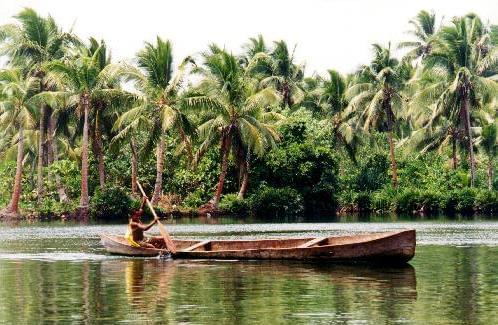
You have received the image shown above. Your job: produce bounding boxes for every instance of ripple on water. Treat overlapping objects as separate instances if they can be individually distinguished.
[0,221,498,246]
[0,252,122,261]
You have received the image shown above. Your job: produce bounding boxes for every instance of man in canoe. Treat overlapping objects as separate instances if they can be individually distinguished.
[125,197,164,249]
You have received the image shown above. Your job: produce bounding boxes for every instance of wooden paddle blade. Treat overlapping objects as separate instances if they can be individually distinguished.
[157,221,177,254]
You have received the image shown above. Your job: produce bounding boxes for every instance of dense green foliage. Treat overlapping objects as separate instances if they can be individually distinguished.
[0,9,497,219]
[90,186,133,220]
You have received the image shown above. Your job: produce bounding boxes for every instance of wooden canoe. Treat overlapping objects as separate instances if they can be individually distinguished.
[100,229,415,263]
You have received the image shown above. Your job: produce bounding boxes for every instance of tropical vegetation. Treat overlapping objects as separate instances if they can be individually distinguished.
[0,9,497,220]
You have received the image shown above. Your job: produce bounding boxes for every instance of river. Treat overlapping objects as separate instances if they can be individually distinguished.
[0,216,497,324]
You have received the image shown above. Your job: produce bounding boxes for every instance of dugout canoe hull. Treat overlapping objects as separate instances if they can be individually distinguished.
[100,229,415,263]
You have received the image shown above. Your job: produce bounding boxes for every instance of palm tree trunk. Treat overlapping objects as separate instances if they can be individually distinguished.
[213,135,231,207]
[488,157,493,191]
[179,127,194,167]
[384,95,398,189]
[36,105,46,202]
[45,106,54,164]
[48,115,69,203]
[462,95,476,187]
[95,121,106,188]
[388,130,398,188]
[79,94,90,220]
[237,159,249,199]
[151,137,165,205]
[452,137,458,170]
[6,127,24,215]
[130,138,138,195]
[282,82,291,108]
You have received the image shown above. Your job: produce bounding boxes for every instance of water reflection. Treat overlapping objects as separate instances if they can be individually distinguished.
[0,258,418,323]
[1,220,498,323]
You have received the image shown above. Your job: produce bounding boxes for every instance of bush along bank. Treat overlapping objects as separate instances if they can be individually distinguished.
[339,187,498,215]
[2,110,498,220]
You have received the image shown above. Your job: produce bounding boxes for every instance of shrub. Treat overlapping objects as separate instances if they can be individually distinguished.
[338,189,357,212]
[371,187,396,212]
[249,186,304,218]
[37,198,77,218]
[355,192,372,212]
[0,161,15,207]
[475,190,498,214]
[394,189,444,214]
[219,193,250,215]
[354,154,390,191]
[48,160,81,198]
[417,190,443,214]
[395,189,421,213]
[454,188,477,214]
[441,188,477,214]
[90,186,133,220]
[182,189,207,208]
[261,141,339,214]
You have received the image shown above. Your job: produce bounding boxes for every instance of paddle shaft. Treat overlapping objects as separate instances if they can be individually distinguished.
[136,181,176,253]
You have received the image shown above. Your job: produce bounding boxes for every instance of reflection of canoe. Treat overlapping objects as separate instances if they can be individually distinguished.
[100,229,415,263]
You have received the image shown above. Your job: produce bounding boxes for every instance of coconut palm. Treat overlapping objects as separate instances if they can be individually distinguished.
[241,34,268,64]
[86,37,123,188]
[0,8,78,200]
[185,47,281,206]
[419,14,498,186]
[247,40,304,108]
[0,69,38,215]
[43,44,125,219]
[399,10,438,62]
[346,44,412,188]
[319,70,362,164]
[112,37,195,204]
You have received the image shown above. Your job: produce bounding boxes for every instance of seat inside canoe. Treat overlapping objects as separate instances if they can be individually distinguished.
[179,238,314,252]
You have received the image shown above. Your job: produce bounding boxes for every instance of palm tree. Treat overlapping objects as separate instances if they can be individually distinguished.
[0,8,78,201]
[240,34,269,68]
[247,40,304,108]
[43,44,124,219]
[85,37,128,188]
[399,10,438,62]
[421,14,498,186]
[406,117,462,169]
[346,44,412,188]
[481,121,497,190]
[185,47,281,207]
[112,37,195,204]
[319,70,362,164]
[406,68,463,169]
[0,69,37,216]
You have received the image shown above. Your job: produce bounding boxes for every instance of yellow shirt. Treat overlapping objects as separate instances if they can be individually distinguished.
[124,223,141,247]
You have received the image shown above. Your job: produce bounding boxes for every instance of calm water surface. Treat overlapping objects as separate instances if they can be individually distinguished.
[0,216,497,324]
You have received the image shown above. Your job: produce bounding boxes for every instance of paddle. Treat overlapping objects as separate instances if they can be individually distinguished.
[136,181,177,254]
